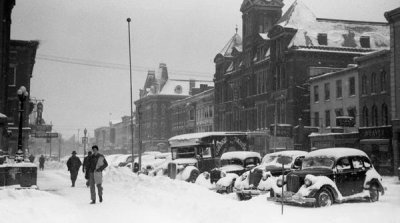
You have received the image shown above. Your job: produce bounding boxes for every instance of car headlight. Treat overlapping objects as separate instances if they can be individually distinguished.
[304,178,312,187]
[220,171,226,178]
[203,172,210,180]
[277,178,283,187]
[241,174,247,181]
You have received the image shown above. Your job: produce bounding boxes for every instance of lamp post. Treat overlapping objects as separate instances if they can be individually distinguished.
[83,128,87,156]
[127,18,136,172]
[17,86,29,160]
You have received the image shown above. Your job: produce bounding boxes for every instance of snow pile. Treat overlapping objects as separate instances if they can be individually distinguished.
[195,172,215,189]
[216,173,239,187]
[0,189,81,223]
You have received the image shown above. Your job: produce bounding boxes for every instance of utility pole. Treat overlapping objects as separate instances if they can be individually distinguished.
[83,128,87,156]
[58,134,62,161]
[77,129,80,154]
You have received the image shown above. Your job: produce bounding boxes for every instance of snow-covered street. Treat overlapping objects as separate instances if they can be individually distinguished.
[1,163,400,223]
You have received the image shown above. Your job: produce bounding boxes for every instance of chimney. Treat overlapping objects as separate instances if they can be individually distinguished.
[158,63,168,89]
[189,79,195,95]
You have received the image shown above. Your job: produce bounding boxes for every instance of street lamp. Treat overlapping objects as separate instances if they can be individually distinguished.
[127,18,136,172]
[16,86,29,161]
[83,128,87,156]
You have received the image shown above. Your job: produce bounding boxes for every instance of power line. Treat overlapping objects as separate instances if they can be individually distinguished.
[36,54,213,77]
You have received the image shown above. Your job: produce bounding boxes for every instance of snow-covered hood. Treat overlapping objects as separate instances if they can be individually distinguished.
[219,164,244,173]
[172,158,197,165]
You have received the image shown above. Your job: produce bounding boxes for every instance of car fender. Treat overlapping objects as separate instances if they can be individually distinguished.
[296,174,341,200]
[216,173,239,187]
[234,171,250,190]
[364,168,385,195]
[177,165,199,181]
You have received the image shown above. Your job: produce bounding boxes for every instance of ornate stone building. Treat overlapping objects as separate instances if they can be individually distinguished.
[214,0,389,152]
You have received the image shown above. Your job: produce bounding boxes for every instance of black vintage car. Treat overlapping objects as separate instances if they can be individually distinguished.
[270,148,385,207]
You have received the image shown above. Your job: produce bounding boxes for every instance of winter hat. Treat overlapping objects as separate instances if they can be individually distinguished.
[72,151,77,155]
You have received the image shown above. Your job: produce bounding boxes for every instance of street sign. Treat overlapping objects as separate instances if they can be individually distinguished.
[336,116,355,127]
[270,124,293,137]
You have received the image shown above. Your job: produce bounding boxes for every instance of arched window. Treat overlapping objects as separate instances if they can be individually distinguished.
[371,105,378,126]
[371,72,377,93]
[380,70,387,92]
[361,74,367,95]
[382,103,388,125]
[363,106,369,127]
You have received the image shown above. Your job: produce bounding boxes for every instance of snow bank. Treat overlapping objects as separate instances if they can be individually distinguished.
[216,173,239,187]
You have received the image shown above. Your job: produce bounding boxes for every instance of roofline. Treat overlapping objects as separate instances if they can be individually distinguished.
[385,7,400,22]
[309,66,357,82]
[316,18,388,26]
[354,49,390,63]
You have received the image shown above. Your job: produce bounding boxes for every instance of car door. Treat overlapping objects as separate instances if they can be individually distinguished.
[349,156,367,194]
[197,146,217,172]
[335,157,354,197]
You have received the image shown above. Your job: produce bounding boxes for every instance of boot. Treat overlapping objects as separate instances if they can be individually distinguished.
[99,195,103,203]
[90,200,96,204]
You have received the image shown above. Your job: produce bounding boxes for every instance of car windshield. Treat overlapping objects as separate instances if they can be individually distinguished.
[262,155,293,167]
[302,156,334,169]
[171,147,196,159]
[221,158,243,166]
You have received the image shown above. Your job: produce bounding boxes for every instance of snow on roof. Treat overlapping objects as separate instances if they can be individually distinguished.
[169,131,247,147]
[259,33,269,40]
[263,150,307,160]
[0,113,7,118]
[306,147,368,160]
[218,33,242,57]
[221,151,261,161]
[158,79,213,96]
[276,0,389,51]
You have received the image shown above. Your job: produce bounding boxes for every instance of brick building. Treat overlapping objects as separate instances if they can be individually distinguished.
[385,7,400,175]
[170,88,214,136]
[135,63,213,152]
[214,0,389,152]
[6,40,39,155]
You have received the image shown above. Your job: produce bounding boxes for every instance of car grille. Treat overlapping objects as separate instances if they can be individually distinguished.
[248,169,263,188]
[167,163,177,179]
[286,175,301,193]
[210,169,221,183]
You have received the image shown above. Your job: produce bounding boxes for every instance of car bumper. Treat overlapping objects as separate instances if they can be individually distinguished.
[267,191,316,205]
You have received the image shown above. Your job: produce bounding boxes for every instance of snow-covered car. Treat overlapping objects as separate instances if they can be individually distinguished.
[197,151,261,193]
[126,153,171,174]
[234,150,307,200]
[166,132,250,182]
[269,148,385,207]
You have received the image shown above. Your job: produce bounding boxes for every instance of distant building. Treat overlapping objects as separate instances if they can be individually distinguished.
[135,63,213,152]
[170,88,214,136]
[214,0,389,152]
[6,40,39,155]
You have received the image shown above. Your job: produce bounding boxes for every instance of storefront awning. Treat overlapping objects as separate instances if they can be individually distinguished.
[360,139,390,144]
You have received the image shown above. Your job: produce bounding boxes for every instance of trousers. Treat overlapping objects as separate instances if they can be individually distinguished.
[70,170,78,185]
[89,172,103,201]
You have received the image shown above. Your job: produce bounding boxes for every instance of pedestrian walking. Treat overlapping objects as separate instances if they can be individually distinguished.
[88,145,108,204]
[67,151,82,187]
[39,155,45,171]
[82,151,92,187]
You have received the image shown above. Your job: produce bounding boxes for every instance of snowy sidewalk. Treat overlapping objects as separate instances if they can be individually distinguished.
[1,166,400,223]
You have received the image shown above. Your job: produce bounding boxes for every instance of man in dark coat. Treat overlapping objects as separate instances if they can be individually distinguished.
[67,151,82,187]
[28,154,35,163]
[39,155,45,170]
[82,151,92,187]
[88,145,108,204]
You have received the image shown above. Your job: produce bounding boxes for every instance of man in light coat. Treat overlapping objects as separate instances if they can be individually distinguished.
[88,145,108,204]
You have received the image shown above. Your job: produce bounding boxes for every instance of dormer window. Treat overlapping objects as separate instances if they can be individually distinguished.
[317,33,328,45]
[360,36,370,48]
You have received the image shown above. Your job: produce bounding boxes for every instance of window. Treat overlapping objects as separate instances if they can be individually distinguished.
[349,77,356,96]
[347,107,357,124]
[317,33,328,45]
[371,73,377,93]
[371,105,378,126]
[189,109,195,121]
[8,66,16,86]
[382,103,388,125]
[360,36,370,48]
[336,158,351,170]
[380,70,387,92]
[362,106,369,127]
[336,80,342,98]
[313,85,319,102]
[335,108,344,117]
[361,74,367,95]
[352,157,364,170]
[325,110,331,127]
[314,112,320,127]
[324,83,330,100]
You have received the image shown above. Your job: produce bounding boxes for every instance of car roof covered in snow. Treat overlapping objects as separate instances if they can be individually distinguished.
[306,147,368,160]
[263,150,307,159]
[169,132,247,147]
[221,151,261,161]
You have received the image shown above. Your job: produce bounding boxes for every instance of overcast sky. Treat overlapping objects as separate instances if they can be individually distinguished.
[10,0,399,139]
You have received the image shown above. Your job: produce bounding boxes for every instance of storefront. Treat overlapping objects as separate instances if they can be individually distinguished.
[359,126,394,175]
[309,132,359,150]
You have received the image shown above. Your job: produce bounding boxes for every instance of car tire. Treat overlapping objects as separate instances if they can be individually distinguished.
[369,184,379,202]
[269,190,275,197]
[315,188,333,207]
[188,169,200,183]
[226,184,234,194]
